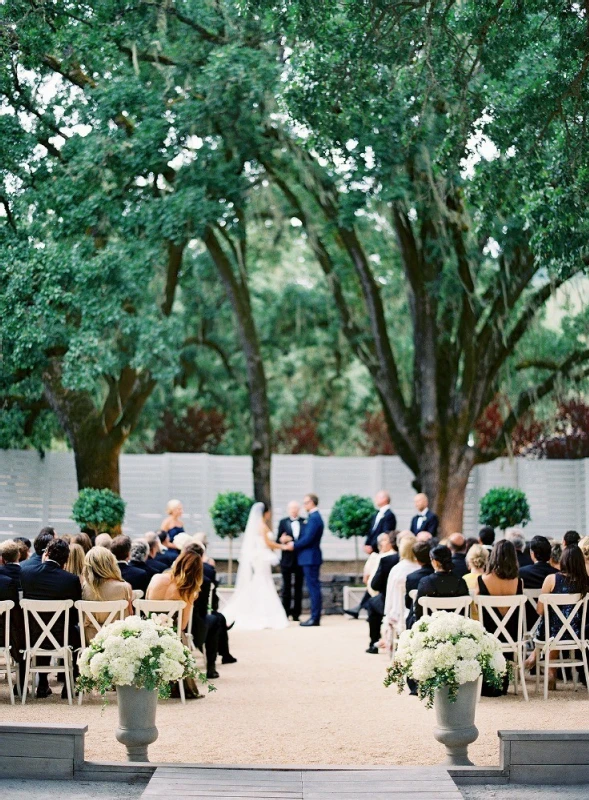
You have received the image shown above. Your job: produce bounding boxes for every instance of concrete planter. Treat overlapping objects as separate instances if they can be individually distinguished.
[115,685,158,762]
[433,679,479,766]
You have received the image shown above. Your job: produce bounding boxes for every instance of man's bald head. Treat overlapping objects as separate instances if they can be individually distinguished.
[448,532,466,554]
[375,490,390,508]
[414,493,429,512]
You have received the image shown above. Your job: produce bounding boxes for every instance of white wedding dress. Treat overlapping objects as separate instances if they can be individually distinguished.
[222,503,289,630]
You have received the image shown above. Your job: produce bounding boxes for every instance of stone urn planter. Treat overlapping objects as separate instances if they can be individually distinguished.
[433,679,479,766]
[115,684,159,762]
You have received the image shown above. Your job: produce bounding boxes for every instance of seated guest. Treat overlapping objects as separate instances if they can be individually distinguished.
[475,540,523,696]
[416,530,434,545]
[413,545,469,624]
[0,560,22,694]
[448,533,469,578]
[506,528,532,568]
[464,537,478,554]
[65,543,85,580]
[550,542,562,571]
[111,535,151,594]
[14,537,31,561]
[365,531,400,653]
[464,544,488,620]
[0,540,22,590]
[156,531,180,567]
[525,544,589,690]
[129,539,160,578]
[171,532,193,552]
[20,528,56,572]
[94,533,113,550]
[20,539,82,698]
[193,533,216,567]
[160,499,185,543]
[578,537,589,575]
[404,541,434,618]
[147,543,204,631]
[478,526,495,553]
[346,532,393,620]
[563,530,581,548]
[190,543,222,679]
[144,532,168,574]
[71,532,92,554]
[519,536,558,588]
[81,547,132,640]
[384,535,419,635]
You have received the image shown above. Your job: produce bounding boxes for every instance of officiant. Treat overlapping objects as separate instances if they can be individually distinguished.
[277,501,305,621]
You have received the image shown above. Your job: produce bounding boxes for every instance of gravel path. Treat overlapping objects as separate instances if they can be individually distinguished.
[0,616,588,766]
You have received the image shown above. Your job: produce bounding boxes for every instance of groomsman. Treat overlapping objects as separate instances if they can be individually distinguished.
[277,501,305,621]
[410,493,439,536]
[364,491,397,554]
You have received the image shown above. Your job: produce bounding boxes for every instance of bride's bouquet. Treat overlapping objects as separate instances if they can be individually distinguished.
[384,612,508,707]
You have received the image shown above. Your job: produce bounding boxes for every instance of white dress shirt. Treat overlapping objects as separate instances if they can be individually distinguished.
[290,518,300,540]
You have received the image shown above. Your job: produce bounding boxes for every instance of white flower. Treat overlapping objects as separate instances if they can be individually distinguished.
[490,651,507,675]
[455,658,482,684]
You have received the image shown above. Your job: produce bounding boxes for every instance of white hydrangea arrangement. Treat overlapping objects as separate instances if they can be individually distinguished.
[77,616,212,698]
[384,612,508,707]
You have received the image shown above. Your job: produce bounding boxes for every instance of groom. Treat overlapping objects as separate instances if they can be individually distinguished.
[286,493,324,627]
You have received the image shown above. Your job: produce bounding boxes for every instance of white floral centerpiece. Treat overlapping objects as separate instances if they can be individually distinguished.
[77,615,212,698]
[384,611,508,707]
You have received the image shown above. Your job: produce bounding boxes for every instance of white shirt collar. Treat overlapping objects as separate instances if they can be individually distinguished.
[418,508,429,517]
[376,504,391,514]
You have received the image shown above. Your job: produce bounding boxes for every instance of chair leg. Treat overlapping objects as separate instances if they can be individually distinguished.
[581,646,589,694]
[519,646,529,702]
[5,651,14,706]
[64,654,73,706]
[513,652,519,695]
[178,678,186,705]
[544,650,550,700]
[21,654,30,705]
[535,645,540,694]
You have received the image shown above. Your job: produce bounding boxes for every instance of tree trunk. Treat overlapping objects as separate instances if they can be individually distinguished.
[228,537,234,587]
[418,447,475,537]
[74,432,122,492]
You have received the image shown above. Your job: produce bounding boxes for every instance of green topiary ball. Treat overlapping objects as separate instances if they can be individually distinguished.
[329,494,375,539]
[479,487,531,531]
[72,488,126,535]
[209,491,254,539]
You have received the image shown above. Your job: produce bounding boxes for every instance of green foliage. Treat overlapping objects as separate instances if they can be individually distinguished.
[329,495,375,540]
[209,492,254,540]
[479,488,531,531]
[72,488,126,535]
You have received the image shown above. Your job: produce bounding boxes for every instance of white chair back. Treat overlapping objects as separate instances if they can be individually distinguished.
[132,599,185,637]
[474,595,527,650]
[75,600,128,649]
[538,593,587,648]
[131,589,144,601]
[418,596,471,616]
[408,589,418,602]
[20,599,75,705]
[0,600,16,704]
[523,588,543,639]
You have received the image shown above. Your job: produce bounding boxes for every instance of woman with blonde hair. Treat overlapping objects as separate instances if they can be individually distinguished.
[65,542,86,580]
[578,536,589,575]
[464,544,489,590]
[160,499,185,543]
[81,547,133,640]
[147,543,204,631]
[384,533,419,635]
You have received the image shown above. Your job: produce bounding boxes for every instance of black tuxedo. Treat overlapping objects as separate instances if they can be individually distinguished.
[516,550,533,569]
[119,561,151,594]
[0,562,22,592]
[365,508,397,552]
[410,510,439,536]
[369,553,399,597]
[20,560,82,691]
[277,517,304,619]
[451,553,469,579]
[519,561,558,590]
[20,553,42,572]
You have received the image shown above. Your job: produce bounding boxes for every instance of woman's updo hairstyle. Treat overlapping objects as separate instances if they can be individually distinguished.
[430,545,453,572]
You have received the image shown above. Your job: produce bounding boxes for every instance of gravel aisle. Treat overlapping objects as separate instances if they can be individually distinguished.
[0,616,587,766]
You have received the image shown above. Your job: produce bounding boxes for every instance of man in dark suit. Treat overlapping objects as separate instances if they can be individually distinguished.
[20,528,56,573]
[20,538,82,698]
[0,551,23,695]
[156,531,180,567]
[519,536,558,589]
[448,533,469,578]
[409,494,439,536]
[364,491,397,554]
[365,532,399,653]
[144,532,168,575]
[111,535,151,594]
[507,529,533,568]
[277,501,305,621]
[0,540,22,591]
[286,493,324,626]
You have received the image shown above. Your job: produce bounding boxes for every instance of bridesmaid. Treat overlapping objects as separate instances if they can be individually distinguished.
[160,499,185,543]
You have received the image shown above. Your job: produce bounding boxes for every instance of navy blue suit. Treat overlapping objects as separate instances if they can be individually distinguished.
[294,510,324,621]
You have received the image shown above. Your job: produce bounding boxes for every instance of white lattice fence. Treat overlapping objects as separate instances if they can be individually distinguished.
[0,450,587,559]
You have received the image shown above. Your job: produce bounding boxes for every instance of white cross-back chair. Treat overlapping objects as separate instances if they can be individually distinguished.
[0,600,18,704]
[418,596,472,617]
[133,599,186,704]
[534,593,589,700]
[184,605,206,668]
[523,588,542,642]
[75,599,128,705]
[131,590,144,601]
[20,599,75,705]
[475,594,529,701]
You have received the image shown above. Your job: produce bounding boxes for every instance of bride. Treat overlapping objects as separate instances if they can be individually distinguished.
[222,502,289,630]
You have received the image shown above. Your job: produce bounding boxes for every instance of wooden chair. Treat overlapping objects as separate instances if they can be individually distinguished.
[0,600,18,704]
[75,599,128,705]
[418,596,471,617]
[132,599,187,704]
[184,605,206,668]
[522,588,542,643]
[474,594,529,701]
[131,589,144,601]
[534,593,589,699]
[20,599,75,705]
